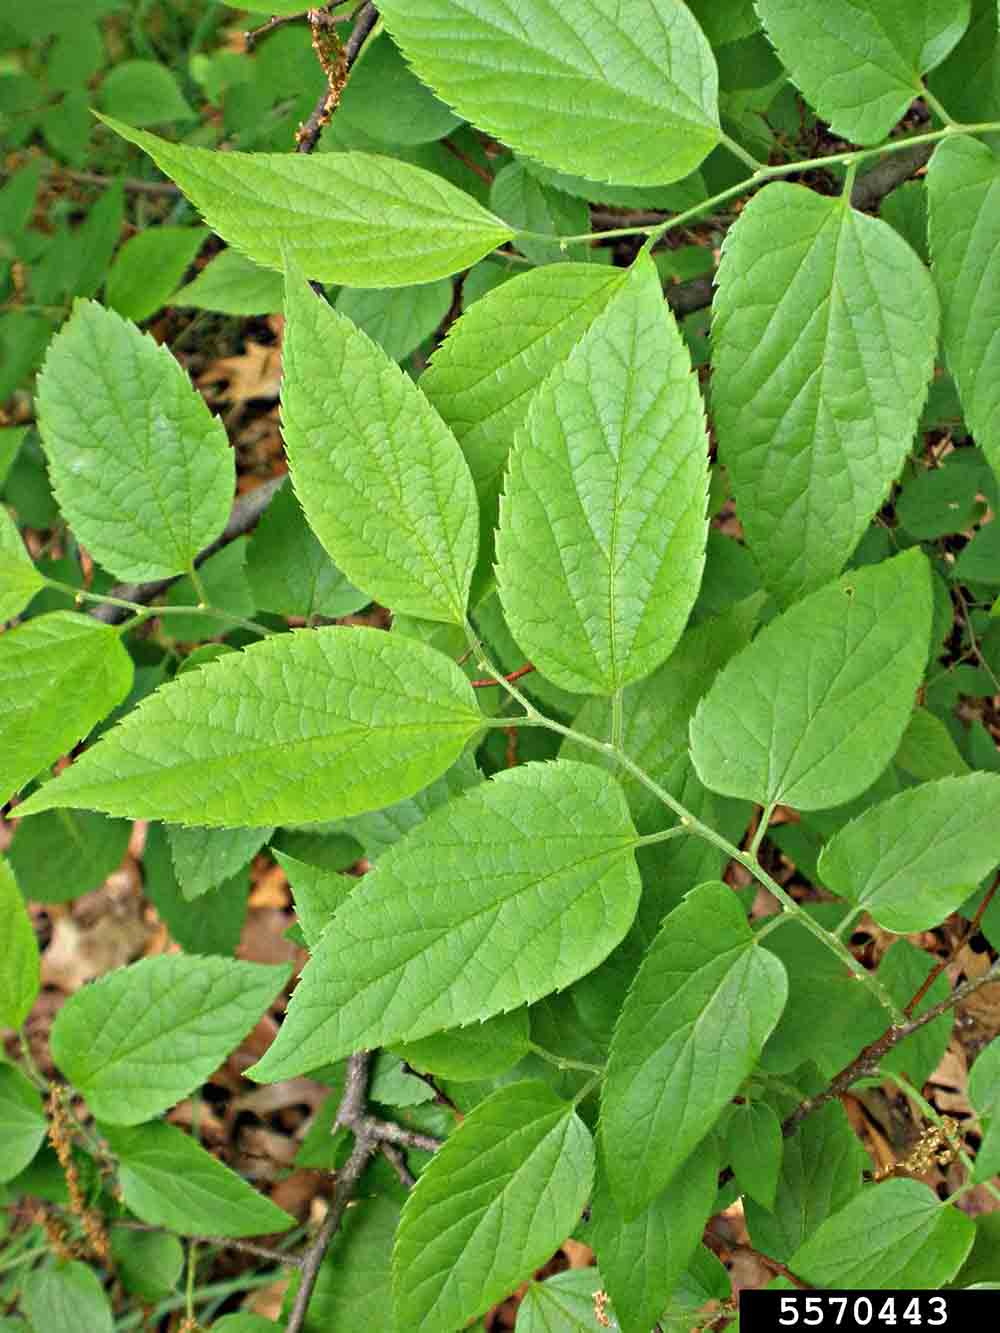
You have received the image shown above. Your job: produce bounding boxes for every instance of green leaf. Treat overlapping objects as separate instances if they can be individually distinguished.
[109,1227,183,1302]
[16,627,483,827]
[0,505,44,621]
[496,254,709,694]
[161,540,255,639]
[896,451,987,539]
[9,809,130,904]
[757,1,970,143]
[101,1120,294,1237]
[490,161,590,265]
[601,881,787,1219]
[1,612,133,804]
[334,280,453,364]
[172,248,284,316]
[248,760,640,1082]
[518,1270,607,1333]
[688,0,761,46]
[321,749,482,861]
[970,1038,1000,1117]
[282,1196,399,1332]
[929,136,1000,486]
[282,267,477,624]
[818,774,1000,933]
[275,851,354,950]
[928,0,1000,126]
[589,1141,719,1333]
[969,1039,1000,1180]
[0,858,38,1029]
[394,1008,531,1081]
[142,822,248,956]
[336,31,461,146]
[105,226,208,323]
[758,910,886,1077]
[101,60,194,125]
[36,300,234,582]
[21,1261,113,1333]
[100,117,513,287]
[392,1081,594,1333]
[726,1101,783,1209]
[894,707,971,780]
[953,518,1000,584]
[788,1179,975,1288]
[744,1102,869,1261]
[879,941,952,1088]
[0,1064,47,1183]
[712,184,939,604]
[246,484,368,620]
[166,824,272,900]
[377,0,720,186]
[689,551,932,810]
[50,954,290,1124]
[424,263,625,601]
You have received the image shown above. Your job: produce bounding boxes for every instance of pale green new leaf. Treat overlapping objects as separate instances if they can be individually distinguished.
[281,268,477,624]
[928,136,1000,485]
[0,858,38,1029]
[712,184,938,604]
[422,263,625,600]
[392,1081,594,1333]
[589,1142,719,1333]
[601,882,787,1219]
[818,773,1000,933]
[21,1261,113,1333]
[894,707,970,780]
[1,611,134,804]
[0,505,44,621]
[101,117,513,287]
[0,1064,47,1182]
[16,627,483,827]
[167,824,273,900]
[689,551,932,810]
[497,255,709,694]
[50,954,291,1124]
[788,1179,974,1288]
[249,761,640,1082]
[377,0,720,186]
[757,1,970,143]
[36,300,233,581]
[101,1121,294,1237]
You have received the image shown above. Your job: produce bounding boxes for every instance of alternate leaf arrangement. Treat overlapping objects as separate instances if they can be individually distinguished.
[5,1,1000,1330]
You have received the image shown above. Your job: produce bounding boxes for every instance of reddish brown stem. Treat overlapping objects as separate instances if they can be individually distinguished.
[470,663,535,688]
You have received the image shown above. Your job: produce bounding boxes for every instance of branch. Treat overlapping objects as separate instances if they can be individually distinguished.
[285,1050,442,1333]
[114,1220,302,1268]
[285,1052,376,1333]
[653,141,932,322]
[89,474,287,625]
[704,1226,812,1290]
[470,663,535,689]
[849,141,935,212]
[782,950,1000,1137]
[295,3,378,155]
